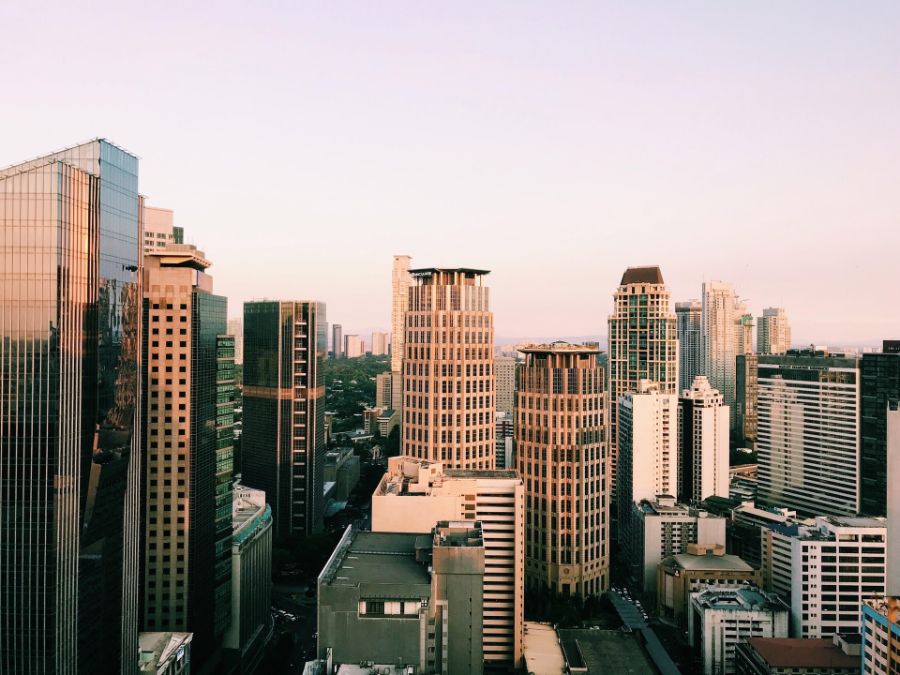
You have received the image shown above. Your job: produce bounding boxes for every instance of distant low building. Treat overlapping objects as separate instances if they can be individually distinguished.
[657,544,760,627]
[689,586,789,675]
[139,632,192,675]
[734,635,860,675]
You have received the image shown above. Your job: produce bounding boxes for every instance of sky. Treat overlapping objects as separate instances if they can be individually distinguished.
[1,1,898,345]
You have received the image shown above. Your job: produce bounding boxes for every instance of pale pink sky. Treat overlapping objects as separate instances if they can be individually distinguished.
[1,2,898,344]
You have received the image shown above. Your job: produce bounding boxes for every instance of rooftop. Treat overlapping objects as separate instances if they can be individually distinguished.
[522,622,566,675]
[444,469,519,480]
[519,341,601,355]
[620,266,665,286]
[667,551,754,573]
[319,529,430,588]
[409,267,490,277]
[557,628,658,674]
[743,637,859,669]
[692,586,787,613]
[138,632,192,673]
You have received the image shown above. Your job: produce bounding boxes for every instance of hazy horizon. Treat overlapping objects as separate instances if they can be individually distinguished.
[2,1,898,344]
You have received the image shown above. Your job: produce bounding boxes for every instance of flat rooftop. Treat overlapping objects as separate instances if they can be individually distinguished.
[668,552,754,572]
[693,587,786,612]
[519,342,601,355]
[523,622,566,675]
[743,638,859,669]
[557,629,656,674]
[321,530,430,588]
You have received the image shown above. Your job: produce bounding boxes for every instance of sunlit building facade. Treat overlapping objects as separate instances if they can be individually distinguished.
[0,140,142,674]
[701,281,738,421]
[757,308,791,356]
[402,268,496,470]
[516,343,608,598]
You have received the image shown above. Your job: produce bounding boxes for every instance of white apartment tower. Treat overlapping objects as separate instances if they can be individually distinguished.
[678,375,730,504]
[701,281,738,420]
[402,268,495,470]
[757,307,791,355]
[608,267,678,497]
[762,516,886,638]
[676,300,702,393]
[372,457,524,669]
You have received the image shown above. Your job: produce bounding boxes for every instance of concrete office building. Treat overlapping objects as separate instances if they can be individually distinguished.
[402,268,496,470]
[678,375,730,503]
[689,587,789,675]
[391,255,412,411]
[756,350,860,516]
[141,246,234,666]
[608,267,679,497]
[375,371,393,408]
[370,331,388,356]
[677,300,703,393]
[344,334,364,358]
[317,522,485,675]
[331,323,342,358]
[757,308,791,356]
[702,281,738,424]
[735,303,754,356]
[735,353,759,447]
[372,457,524,668]
[142,203,177,255]
[734,635,861,675]
[617,380,679,538]
[761,516,886,638]
[860,406,900,675]
[657,544,760,628]
[138,632,193,675]
[0,140,143,674]
[859,341,900,516]
[495,355,516,415]
[628,496,726,595]
[224,484,273,674]
[729,502,801,570]
[516,343,609,598]
[323,447,360,501]
[242,300,327,537]
[496,411,514,469]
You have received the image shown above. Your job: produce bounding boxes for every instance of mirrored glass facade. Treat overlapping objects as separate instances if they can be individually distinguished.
[0,140,141,675]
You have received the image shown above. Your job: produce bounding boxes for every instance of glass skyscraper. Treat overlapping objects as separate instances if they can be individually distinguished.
[0,140,142,674]
[859,341,900,516]
[242,301,326,537]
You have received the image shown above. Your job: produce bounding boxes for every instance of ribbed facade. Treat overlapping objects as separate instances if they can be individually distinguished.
[515,344,608,598]
[242,301,326,537]
[0,140,141,675]
[676,300,702,393]
[608,268,678,497]
[403,268,495,470]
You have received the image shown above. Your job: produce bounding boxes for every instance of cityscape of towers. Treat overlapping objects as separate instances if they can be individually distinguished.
[8,138,900,675]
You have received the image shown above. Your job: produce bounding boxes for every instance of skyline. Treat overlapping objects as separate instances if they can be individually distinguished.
[2,1,899,344]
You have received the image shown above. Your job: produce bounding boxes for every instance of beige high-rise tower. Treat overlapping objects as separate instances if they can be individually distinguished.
[702,281,738,422]
[402,267,495,470]
[608,267,678,496]
[757,307,791,355]
[516,343,609,598]
[391,255,412,410]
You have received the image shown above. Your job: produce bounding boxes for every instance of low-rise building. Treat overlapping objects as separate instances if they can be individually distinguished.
[689,587,790,675]
[223,484,273,674]
[323,448,361,501]
[734,635,860,675]
[657,544,760,627]
[317,522,485,674]
[729,502,801,569]
[139,632,193,675]
[629,495,726,596]
[761,516,887,638]
[861,597,900,675]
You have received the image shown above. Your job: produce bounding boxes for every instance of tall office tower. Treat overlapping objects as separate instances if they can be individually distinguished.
[677,376,729,504]
[344,334,363,358]
[701,281,738,425]
[372,457,524,668]
[227,317,243,365]
[403,268,496,470]
[859,341,900,516]
[375,371,393,409]
[676,300,702,393]
[757,307,791,355]
[370,331,388,356]
[495,355,516,415]
[141,246,233,665]
[756,350,860,517]
[391,255,412,373]
[331,323,343,358]
[608,267,678,498]
[734,353,758,448]
[516,344,609,598]
[0,140,142,675]
[496,411,514,469]
[734,304,754,356]
[762,516,886,638]
[242,300,327,537]
[142,204,177,254]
